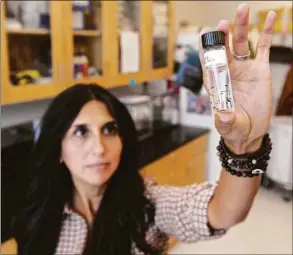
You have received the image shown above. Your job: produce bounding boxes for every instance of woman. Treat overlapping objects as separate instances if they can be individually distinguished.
[6,3,276,255]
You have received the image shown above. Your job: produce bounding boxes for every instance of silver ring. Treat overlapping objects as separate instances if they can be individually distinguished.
[232,51,250,60]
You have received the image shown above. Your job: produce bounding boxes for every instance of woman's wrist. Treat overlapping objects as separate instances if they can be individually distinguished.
[218,134,272,177]
[223,136,264,155]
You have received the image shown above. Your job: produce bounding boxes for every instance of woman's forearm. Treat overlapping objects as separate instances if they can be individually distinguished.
[208,169,261,230]
[207,138,263,230]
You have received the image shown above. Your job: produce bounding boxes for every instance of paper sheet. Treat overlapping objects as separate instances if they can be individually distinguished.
[120,31,140,73]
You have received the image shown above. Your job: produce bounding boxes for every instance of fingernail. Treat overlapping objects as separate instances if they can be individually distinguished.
[268,10,276,18]
[237,2,247,12]
[218,20,226,25]
[217,20,229,29]
[200,27,211,35]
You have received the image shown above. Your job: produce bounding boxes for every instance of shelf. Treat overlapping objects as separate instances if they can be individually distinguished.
[73,30,101,37]
[6,28,50,35]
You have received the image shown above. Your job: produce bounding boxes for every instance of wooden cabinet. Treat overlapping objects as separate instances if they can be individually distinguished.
[150,1,175,80]
[1,1,175,105]
[141,134,208,186]
[140,150,186,187]
[62,1,106,87]
[1,1,65,105]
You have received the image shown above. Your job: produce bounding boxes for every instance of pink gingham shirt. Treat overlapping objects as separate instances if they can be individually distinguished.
[55,180,227,254]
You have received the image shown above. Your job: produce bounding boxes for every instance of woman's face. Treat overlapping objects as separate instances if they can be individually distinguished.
[61,100,122,187]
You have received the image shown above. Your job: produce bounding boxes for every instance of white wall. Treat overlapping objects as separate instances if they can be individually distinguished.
[174,1,204,29]
[175,1,292,28]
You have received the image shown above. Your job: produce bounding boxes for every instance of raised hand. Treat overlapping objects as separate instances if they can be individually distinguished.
[199,3,276,154]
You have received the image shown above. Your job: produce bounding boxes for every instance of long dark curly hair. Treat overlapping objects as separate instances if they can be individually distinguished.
[12,84,167,255]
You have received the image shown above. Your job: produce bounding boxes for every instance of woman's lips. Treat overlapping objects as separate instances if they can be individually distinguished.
[86,163,110,170]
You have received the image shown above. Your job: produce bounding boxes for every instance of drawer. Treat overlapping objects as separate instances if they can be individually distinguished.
[141,135,208,186]
[142,156,171,185]
[175,134,208,166]
[141,151,185,186]
[185,153,206,185]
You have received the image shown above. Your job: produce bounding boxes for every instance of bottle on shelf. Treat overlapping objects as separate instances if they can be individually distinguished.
[73,46,89,78]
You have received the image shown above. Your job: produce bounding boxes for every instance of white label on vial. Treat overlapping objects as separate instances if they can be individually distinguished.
[204,49,227,67]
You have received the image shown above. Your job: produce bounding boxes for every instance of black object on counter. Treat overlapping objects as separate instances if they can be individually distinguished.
[175,49,203,95]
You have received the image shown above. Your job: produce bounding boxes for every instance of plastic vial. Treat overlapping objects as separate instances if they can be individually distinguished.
[201,31,235,113]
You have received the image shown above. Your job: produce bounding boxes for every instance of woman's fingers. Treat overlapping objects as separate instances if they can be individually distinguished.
[256,11,276,62]
[232,3,250,56]
[216,19,233,63]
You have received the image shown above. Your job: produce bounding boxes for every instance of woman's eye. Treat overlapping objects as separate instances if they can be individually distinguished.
[73,125,89,137]
[103,122,119,136]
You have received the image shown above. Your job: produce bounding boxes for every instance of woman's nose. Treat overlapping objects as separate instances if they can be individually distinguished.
[92,136,105,155]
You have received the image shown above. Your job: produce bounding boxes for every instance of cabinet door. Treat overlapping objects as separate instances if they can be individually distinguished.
[62,1,107,87]
[175,135,208,185]
[150,1,175,80]
[1,1,65,105]
[102,1,151,88]
[185,153,207,185]
[142,155,174,185]
[141,152,186,186]
[168,152,187,186]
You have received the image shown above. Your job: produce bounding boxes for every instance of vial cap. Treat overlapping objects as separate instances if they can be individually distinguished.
[201,31,225,48]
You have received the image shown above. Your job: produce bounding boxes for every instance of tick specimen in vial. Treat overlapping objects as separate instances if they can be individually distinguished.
[202,31,235,113]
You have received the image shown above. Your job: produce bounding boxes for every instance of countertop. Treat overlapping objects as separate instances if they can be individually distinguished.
[138,125,209,168]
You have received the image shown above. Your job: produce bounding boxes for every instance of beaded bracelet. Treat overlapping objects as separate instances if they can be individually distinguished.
[217,134,273,178]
